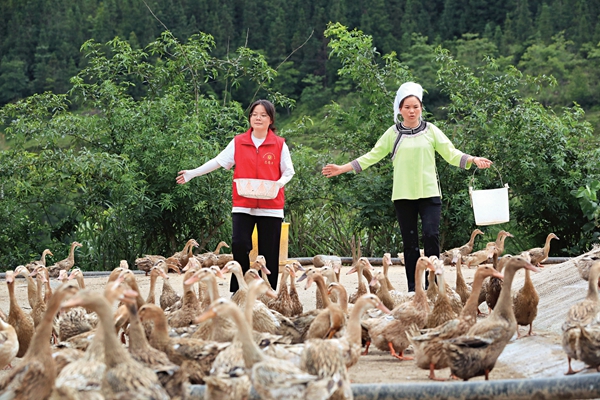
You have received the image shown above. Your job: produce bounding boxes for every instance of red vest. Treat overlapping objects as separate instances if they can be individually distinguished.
[232,128,285,209]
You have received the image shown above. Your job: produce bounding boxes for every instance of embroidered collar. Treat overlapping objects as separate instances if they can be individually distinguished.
[391,121,428,161]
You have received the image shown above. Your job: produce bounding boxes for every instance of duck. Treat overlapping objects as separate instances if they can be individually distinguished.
[60,288,170,399]
[173,238,200,270]
[146,264,169,305]
[287,262,304,317]
[196,298,343,400]
[574,255,599,282]
[523,232,559,268]
[441,228,485,264]
[47,240,82,278]
[223,260,261,306]
[166,268,203,328]
[268,263,294,317]
[425,259,458,329]
[328,282,351,315]
[5,270,35,358]
[54,274,131,396]
[561,259,600,375]
[347,257,375,304]
[326,293,390,370]
[125,300,189,399]
[451,249,471,306]
[184,268,236,343]
[513,252,540,338]
[29,267,49,328]
[154,259,181,310]
[361,256,436,359]
[0,318,19,370]
[0,282,79,399]
[57,269,96,342]
[484,255,512,313]
[305,271,346,340]
[464,241,497,269]
[382,253,396,290]
[442,255,539,381]
[25,248,54,272]
[408,264,504,380]
[577,321,600,372]
[138,303,230,384]
[370,269,411,311]
[14,264,38,309]
[196,240,230,268]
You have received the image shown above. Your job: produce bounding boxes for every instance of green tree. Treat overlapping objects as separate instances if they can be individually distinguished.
[0,57,30,103]
[0,31,294,269]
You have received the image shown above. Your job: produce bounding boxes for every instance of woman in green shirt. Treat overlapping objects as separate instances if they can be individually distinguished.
[322,82,492,292]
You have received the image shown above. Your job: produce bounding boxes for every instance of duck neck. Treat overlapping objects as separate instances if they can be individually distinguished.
[414,263,428,305]
[203,274,220,303]
[277,269,289,297]
[229,304,264,368]
[491,264,517,321]
[76,274,86,289]
[244,283,261,325]
[148,309,170,348]
[460,270,486,318]
[586,268,600,302]
[543,235,554,257]
[234,268,249,291]
[94,297,131,368]
[346,298,370,345]
[68,242,77,262]
[336,286,348,312]
[314,274,330,307]
[7,280,20,315]
[126,303,151,353]
[40,250,51,266]
[455,258,466,286]
[146,272,157,304]
[26,287,67,360]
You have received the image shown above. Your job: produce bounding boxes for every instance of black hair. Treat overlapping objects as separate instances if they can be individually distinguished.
[248,99,277,132]
[399,95,423,108]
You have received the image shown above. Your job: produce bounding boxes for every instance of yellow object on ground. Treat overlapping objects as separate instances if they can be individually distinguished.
[249,222,289,262]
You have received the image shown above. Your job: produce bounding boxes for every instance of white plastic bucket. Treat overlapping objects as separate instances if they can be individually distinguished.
[469,168,510,226]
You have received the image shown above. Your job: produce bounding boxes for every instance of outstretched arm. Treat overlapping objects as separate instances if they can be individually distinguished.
[322,163,353,178]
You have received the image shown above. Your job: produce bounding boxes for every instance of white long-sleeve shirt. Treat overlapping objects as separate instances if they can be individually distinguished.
[183,134,295,217]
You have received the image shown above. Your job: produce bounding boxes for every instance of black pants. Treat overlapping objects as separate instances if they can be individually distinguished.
[230,212,282,292]
[394,197,441,292]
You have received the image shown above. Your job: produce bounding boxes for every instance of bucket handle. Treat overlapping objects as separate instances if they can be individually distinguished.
[469,164,507,190]
[469,165,509,208]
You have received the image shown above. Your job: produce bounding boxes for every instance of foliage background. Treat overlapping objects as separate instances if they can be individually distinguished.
[1,0,600,269]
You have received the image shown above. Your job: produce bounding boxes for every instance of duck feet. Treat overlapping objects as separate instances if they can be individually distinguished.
[361,341,371,356]
[428,364,446,381]
[388,342,413,360]
[565,357,583,375]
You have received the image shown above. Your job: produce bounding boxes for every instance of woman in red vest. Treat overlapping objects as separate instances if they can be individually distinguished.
[176,100,295,292]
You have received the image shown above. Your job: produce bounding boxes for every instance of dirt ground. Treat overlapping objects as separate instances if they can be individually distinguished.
[0,253,598,386]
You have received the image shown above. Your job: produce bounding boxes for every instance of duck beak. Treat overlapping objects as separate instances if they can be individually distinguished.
[260,265,271,275]
[195,309,217,324]
[377,302,392,314]
[266,289,278,299]
[491,271,504,280]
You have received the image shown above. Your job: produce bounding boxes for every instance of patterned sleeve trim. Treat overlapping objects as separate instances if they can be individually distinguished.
[460,154,471,169]
[350,159,362,173]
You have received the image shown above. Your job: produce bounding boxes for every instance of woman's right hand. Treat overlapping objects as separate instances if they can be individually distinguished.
[176,170,188,184]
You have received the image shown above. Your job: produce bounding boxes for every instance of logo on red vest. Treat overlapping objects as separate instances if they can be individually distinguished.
[263,152,276,165]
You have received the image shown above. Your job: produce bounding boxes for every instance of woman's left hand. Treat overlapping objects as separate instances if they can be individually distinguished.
[473,157,493,169]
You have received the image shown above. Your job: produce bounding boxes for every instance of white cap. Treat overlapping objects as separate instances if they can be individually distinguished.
[394,82,423,123]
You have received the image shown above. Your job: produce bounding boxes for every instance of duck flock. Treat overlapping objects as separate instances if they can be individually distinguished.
[0,230,599,400]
